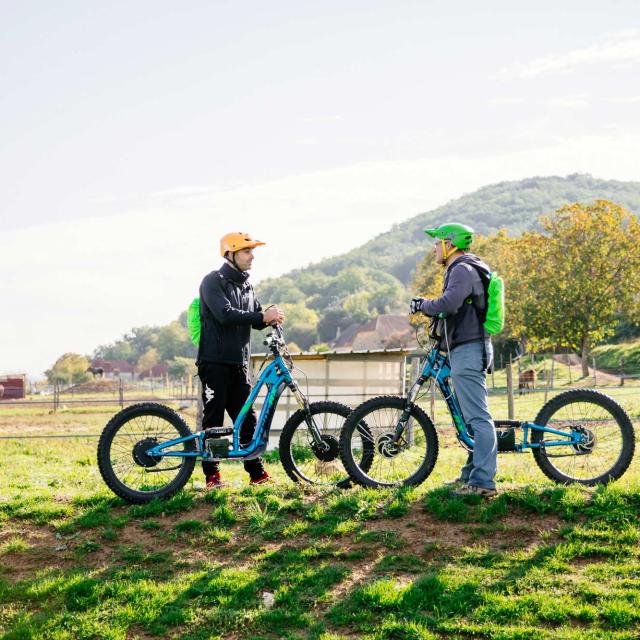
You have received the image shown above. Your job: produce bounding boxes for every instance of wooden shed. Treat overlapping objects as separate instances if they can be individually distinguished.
[249,348,414,447]
[0,374,27,400]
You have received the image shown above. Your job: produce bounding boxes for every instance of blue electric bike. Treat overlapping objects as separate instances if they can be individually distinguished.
[98,325,372,503]
[339,344,635,488]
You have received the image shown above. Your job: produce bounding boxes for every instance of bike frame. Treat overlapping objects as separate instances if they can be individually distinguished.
[404,347,587,452]
[145,333,319,463]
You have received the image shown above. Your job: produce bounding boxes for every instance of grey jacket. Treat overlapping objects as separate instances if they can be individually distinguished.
[421,254,489,350]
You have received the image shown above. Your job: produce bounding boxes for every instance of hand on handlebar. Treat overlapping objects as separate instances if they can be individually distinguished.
[410,297,425,314]
[263,306,285,325]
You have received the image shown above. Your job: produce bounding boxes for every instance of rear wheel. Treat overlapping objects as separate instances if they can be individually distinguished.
[279,401,371,488]
[532,389,635,485]
[97,403,196,503]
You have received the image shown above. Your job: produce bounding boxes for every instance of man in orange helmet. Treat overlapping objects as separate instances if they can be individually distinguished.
[197,232,285,487]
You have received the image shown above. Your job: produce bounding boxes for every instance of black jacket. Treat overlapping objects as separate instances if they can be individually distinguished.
[197,262,267,366]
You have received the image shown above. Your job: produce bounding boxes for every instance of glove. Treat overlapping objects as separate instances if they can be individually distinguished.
[410,297,425,314]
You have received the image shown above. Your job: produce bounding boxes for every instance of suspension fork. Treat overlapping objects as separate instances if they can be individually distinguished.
[393,376,426,442]
[289,380,326,448]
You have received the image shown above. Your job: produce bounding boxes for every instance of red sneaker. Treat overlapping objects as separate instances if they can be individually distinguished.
[206,472,224,488]
[249,471,271,485]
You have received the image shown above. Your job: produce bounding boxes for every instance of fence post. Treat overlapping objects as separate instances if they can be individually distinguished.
[506,357,514,420]
[592,356,597,386]
[620,357,625,386]
[119,379,124,408]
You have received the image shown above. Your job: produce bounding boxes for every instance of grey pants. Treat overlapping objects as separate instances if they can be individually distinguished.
[449,340,497,490]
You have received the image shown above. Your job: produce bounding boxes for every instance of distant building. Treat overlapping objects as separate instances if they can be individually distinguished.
[138,363,170,379]
[89,359,171,380]
[0,374,26,400]
[332,314,417,351]
[90,359,136,381]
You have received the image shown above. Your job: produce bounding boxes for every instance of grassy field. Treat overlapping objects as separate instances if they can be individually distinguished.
[1,389,640,640]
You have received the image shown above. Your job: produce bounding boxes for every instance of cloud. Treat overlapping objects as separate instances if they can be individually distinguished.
[607,96,640,104]
[487,97,525,106]
[150,185,220,199]
[546,95,589,109]
[497,30,640,79]
[302,115,342,123]
[2,132,640,378]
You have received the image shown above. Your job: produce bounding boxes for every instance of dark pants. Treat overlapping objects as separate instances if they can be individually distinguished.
[198,362,264,479]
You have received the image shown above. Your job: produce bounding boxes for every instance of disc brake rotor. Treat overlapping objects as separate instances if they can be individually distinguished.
[572,425,596,454]
[377,433,400,458]
[311,434,340,462]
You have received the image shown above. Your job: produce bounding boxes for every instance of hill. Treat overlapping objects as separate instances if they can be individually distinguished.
[88,174,640,358]
[256,174,640,345]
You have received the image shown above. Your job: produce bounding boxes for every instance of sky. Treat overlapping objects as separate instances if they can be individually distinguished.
[1,0,640,378]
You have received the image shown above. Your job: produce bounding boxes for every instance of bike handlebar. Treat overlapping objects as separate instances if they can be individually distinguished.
[263,322,287,357]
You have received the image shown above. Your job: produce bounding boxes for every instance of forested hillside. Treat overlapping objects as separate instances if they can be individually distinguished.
[256,174,640,346]
[87,173,640,363]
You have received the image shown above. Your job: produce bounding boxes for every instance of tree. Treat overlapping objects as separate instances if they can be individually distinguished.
[93,339,134,363]
[510,201,640,376]
[309,343,330,353]
[280,303,319,349]
[367,277,405,314]
[126,326,159,361]
[94,325,159,364]
[256,276,306,304]
[168,356,196,379]
[136,348,160,378]
[343,292,371,324]
[317,306,352,342]
[46,353,90,385]
[156,321,193,361]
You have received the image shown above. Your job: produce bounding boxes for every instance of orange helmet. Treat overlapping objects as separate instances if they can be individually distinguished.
[219,232,266,257]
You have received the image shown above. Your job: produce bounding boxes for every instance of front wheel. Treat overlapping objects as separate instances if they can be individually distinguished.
[279,401,370,488]
[532,389,635,486]
[339,396,439,488]
[97,403,197,503]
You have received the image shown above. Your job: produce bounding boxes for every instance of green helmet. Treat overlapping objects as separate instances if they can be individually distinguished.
[424,223,474,249]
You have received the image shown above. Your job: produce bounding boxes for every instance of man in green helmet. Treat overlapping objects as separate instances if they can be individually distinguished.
[410,222,498,497]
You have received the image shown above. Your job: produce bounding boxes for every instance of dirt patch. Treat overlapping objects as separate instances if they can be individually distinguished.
[355,500,563,558]
[0,489,566,592]
[552,354,621,385]
[327,560,380,602]
[1,525,79,581]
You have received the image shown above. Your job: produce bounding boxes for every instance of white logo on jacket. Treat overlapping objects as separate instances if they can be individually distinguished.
[204,384,215,404]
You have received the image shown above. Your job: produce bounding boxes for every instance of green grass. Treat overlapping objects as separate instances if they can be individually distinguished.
[592,338,640,373]
[1,408,639,639]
